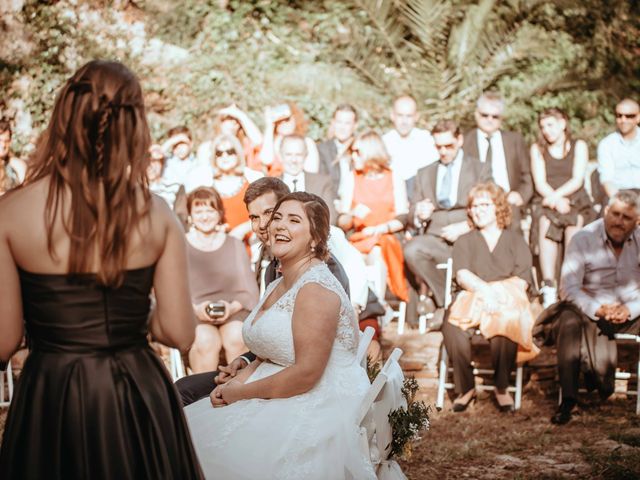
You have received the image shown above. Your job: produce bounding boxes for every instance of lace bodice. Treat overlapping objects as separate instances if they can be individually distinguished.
[242,263,359,367]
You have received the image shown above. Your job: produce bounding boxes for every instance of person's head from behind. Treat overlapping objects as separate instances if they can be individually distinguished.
[187,187,226,234]
[537,108,570,146]
[29,60,151,286]
[475,92,504,136]
[604,190,639,246]
[432,120,463,165]
[166,125,192,160]
[467,182,512,230]
[0,120,12,161]
[350,130,390,173]
[390,95,418,137]
[280,134,307,177]
[210,134,245,176]
[331,104,358,143]
[268,191,330,262]
[614,98,640,137]
[244,177,290,243]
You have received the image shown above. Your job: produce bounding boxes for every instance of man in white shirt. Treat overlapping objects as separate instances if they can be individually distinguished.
[463,92,532,227]
[280,135,337,223]
[317,104,358,194]
[404,120,489,311]
[382,95,439,197]
[597,98,640,200]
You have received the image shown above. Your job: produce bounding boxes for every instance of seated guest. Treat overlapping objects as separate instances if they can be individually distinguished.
[540,191,640,425]
[463,92,533,227]
[185,134,263,240]
[404,120,489,316]
[279,134,337,223]
[382,95,439,198]
[317,104,358,192]
[147,143,181,208]
[597,98,640,199]
[442,183,538,413]
[337,131,409,302]
[160,125,199,187]
[197,103,263,172]
[0,120,28,184]
[531,108,594,307]
[185,187,259,373]
[258,101,320,175]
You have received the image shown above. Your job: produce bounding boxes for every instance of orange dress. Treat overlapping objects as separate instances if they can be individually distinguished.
[219,179,250,230]
[349,170,408,301]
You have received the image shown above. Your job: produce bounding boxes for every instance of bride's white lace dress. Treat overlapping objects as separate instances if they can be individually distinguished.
[185,263,376,479]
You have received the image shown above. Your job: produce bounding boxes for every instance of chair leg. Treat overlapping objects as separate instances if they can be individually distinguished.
[636,341,640,415]
[170,348,185,381]
[436,344,448,410]
[515,365,523,411]
[396,302,406,335]
[418,315,426,335]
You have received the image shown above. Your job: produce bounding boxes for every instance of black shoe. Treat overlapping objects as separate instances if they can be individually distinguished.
[425,308,445,332]
[551,400,575,425]
[452,390,476,412]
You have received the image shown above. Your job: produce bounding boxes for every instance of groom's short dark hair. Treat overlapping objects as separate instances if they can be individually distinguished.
[243,177,291,207]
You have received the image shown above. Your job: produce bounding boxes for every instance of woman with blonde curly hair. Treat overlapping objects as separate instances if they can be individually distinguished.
[186,133,263,240]
[441,183,538,413]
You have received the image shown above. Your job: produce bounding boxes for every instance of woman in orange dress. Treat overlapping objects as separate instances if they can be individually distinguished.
[186,134,263,240]
[338,131,409,302]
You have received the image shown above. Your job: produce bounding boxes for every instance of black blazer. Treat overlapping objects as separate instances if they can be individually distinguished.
[302,172,338,225]
[463,129,533,205]
[409,152,490,237]
[317,139,340,192]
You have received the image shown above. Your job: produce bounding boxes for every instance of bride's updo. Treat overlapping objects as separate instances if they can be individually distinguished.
[272,191,330,260]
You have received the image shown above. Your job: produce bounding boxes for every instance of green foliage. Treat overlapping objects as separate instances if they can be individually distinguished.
[387,376,431,460]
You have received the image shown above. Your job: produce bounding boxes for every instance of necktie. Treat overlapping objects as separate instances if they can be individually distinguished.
[485,134,494,180]
[437,162,453,209]
[292,179,298,192]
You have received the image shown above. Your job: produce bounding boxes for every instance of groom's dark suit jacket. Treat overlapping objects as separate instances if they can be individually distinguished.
[280,172,337,224]
[463,128,533,206]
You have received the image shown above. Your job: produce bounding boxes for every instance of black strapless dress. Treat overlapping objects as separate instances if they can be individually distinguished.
[0,266,203,479]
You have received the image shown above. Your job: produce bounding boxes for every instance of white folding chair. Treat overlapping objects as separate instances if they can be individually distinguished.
[417,258,453,334]
[357,326,376,368]
[436,337,524,411]
[1,361,14,408]
[169,348,186,381]
[358,348,407,479]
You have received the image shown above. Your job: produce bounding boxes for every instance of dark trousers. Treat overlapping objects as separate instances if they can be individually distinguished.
[555,306,640,401]
[404,233,452,307]
[441,317,518,394]
[175,371,218,406]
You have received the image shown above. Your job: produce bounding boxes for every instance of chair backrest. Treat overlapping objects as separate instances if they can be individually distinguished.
[358,348,405,463]
[357,326,376,368]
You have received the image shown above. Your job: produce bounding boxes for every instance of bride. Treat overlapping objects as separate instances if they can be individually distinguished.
[185,191,376,479]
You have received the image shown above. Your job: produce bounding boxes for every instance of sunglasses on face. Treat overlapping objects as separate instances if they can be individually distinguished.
[215,148,236,157]
[616,112,638,119]
[478,112,501,120]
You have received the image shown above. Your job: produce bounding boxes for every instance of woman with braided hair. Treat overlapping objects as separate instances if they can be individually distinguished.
[0,61,203,479]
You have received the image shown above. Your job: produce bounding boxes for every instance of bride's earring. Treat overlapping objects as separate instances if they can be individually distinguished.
[310,244,316,253]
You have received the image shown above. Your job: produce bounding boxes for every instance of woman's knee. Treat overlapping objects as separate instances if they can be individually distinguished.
[194,325,222,352]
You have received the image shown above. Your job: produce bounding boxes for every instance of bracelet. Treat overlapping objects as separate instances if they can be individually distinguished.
[239,356,252,366]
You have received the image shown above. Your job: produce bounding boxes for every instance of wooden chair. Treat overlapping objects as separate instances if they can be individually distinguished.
[416,258,453,334]
[169,348,186,381]
[1,361,14,408]
[357,326,376,368]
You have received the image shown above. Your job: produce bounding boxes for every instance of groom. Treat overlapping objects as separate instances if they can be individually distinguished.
[175,177,350,406]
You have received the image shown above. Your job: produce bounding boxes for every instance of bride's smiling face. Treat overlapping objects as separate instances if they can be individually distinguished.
[268,200,314,261]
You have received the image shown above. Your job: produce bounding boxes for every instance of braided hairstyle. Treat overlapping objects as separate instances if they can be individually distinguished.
[27,60,151,286]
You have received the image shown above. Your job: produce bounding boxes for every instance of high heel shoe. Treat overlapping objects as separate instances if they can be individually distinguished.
[452,390,476,412]
[494,389,514,413]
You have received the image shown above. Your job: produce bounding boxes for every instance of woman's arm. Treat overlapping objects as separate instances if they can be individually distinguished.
[549,140,588,198]
[0,219,24,363]
[257,110,276,167]
[221,106,263,146]
[220,283,340,403]
[150,198,197,352]
[303,138,320,173]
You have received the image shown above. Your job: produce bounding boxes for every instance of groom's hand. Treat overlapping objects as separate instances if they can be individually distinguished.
[215,357,249,385]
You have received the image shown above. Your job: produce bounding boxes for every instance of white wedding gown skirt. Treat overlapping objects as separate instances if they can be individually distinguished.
[185,264,376,480]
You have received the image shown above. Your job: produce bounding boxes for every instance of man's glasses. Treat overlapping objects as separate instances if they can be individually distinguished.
[615,112,638,120]
[215,148,236,157]
[478,112,501,120]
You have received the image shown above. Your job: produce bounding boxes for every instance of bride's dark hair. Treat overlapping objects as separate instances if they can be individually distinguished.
[26,60,151,287]
[271,192,330,260]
